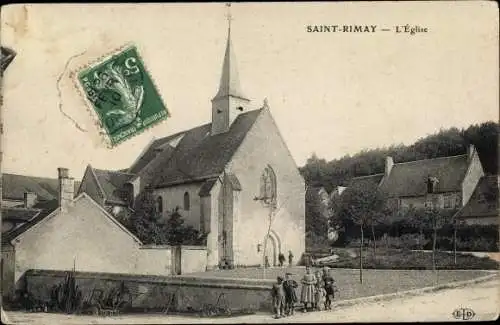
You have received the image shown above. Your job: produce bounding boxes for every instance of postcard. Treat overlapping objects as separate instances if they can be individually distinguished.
[1,2,498,324]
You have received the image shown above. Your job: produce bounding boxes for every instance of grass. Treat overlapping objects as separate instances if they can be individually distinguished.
[305,247,500,270]
[182,267,495,302]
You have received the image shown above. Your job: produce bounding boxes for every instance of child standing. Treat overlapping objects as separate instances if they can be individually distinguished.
[283,272,298,316]
[271,276,286,318]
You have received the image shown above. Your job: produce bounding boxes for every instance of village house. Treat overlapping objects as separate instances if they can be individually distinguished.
[347,145,485,211]
[1,168,208,298]
[1,173,80,233]
[454,175,499,225]
[75,23,305,269]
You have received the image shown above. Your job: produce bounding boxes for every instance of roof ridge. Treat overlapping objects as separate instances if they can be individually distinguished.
[2,173,58,181]
[393,154,467,166]
[351,173,384,179]
[92,168,136,176]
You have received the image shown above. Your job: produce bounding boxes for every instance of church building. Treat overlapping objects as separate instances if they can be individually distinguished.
[77,22,306,269]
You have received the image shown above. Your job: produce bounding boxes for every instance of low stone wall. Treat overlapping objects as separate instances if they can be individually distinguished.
[23,269,274,312]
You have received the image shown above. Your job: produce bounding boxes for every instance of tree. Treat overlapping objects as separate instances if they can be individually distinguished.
[126,192,201,245]
[305,187,329,246]
[334,181,387,283]
[165,207,201,245]
[422,205,454,272]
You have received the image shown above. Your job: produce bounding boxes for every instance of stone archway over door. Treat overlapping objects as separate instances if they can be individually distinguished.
[264,230,282,266]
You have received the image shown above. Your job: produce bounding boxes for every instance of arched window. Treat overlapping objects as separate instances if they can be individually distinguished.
[156,196,163,213]
[260,165,277,205]
[184,192,190,211]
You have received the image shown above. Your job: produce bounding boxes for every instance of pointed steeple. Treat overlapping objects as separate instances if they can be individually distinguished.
[213,15,248,101]
[211,4,251,136]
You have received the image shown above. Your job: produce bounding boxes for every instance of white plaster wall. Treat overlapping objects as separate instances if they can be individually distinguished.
[180,247,207,274]
[12,197,141,282]
[11,195,174,282]
[153,183,203,229]
[227,109,306,267]
[462,152,485,206]
[137,246,172,276]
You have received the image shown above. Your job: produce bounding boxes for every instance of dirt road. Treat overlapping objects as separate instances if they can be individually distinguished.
[3,279,499,324]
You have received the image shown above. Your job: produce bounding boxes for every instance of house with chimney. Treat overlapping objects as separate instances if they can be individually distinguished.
[1,168,191,298]
[1,173,80,234]
[347,145,485,211]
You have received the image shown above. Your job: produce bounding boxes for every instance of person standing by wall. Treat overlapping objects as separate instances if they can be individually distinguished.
[300,266,316,312]
[271,276,286,319]
[283,272,298,316]
[278,252,285,268]
[322,266,336,310]
[288,250,294,267]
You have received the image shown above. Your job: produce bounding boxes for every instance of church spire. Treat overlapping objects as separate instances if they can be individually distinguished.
[213,3,248,101]
[211,3,251,136]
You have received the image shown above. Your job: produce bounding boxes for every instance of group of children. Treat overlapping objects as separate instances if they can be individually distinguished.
[271,266,337,319]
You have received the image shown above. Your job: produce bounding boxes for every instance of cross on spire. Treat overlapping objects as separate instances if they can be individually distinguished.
[225,3,233,32]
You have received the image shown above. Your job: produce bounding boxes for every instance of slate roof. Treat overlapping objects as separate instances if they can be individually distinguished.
[1,207,41,222]
[198,178,218,197]
[91,168,136,204]
[128,108,262,188]
[1,200,59,245]
[379,154,469,197]
[455,175,499,219]
[2,173,80,201]
[348,174,384,189]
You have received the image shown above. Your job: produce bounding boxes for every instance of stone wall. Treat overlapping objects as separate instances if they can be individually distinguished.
[23,269,273,312]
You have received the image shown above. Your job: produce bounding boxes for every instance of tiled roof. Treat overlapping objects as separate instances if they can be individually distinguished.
[348,173,384,189]
[2,200,59,245]
[1,207,41,222]
[379,154,469,197]
[455,175,499,219]
[198,178,218,197]
[2,173,80,201]
[128,108,262,188]
[92,168,136,204]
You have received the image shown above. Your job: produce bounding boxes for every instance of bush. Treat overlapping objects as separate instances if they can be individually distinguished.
[375,234,430,250]
[322,249,499,270]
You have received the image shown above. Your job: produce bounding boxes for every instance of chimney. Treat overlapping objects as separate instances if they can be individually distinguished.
[385,156,394,176]
[23,192,37,208]
[58,167,75,212]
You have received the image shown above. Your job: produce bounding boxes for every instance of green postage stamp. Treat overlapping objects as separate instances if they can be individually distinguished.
[75,45,169,147]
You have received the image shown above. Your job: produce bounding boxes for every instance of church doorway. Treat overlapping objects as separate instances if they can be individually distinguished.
[263,231,281,267]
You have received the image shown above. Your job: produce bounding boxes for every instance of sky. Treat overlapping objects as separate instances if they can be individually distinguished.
[1,2,498,180]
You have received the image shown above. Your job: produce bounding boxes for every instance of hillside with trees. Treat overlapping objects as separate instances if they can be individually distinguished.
[300,121,498,192]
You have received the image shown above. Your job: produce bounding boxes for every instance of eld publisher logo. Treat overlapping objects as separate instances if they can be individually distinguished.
[452,308,476,321]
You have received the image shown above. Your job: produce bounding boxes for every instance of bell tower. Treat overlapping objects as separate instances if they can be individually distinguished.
[211,4,250,136]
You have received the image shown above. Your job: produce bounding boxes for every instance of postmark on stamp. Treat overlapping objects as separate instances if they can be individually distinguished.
[75,44,169,147]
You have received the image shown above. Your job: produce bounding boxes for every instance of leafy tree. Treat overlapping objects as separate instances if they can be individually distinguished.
[422,206,454,271]
[165,207,202,245]
[334,181,387,283]
[125,192,202,245]
[305,187,329,243]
